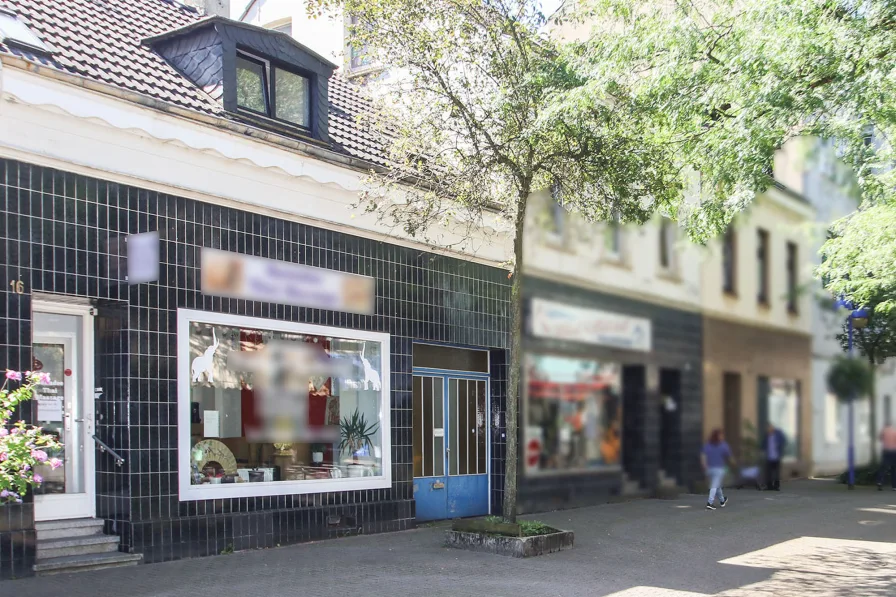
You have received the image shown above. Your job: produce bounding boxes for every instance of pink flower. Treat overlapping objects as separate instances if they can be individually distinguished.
[0,452,6,462]
[37,372,51,385]
[22,464,30,471]
[0,428,7,437]
[5,370,21,382]
[31,449,48,462]
[49,458,62,469]
[33,473,42,484]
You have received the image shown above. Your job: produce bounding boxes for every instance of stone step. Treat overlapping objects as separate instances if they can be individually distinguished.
[35,518,105,540]
[34,552,142,576]
[37,534,121,559]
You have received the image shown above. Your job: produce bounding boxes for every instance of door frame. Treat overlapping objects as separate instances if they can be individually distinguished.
[412,366,492,518]
[32,300,96,521]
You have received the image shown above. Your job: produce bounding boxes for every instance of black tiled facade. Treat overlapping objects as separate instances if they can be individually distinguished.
[0,158,510,576]
[519,277,704,513]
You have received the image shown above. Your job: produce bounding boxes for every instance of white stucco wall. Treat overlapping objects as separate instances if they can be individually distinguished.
[523,188,703,311]
[700,187,815,335]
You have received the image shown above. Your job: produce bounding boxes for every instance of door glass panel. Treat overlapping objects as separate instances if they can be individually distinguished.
[413,344,488,372]
[476,380,487,474]
[448,378,458,476]
[413,376,423,477]
[33,312,84,495]
[456,380,469,475]
[413,375,444,478]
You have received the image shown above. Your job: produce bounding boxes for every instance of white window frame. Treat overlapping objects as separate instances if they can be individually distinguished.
[177,308,392,501]
[658,218,677,273]
[603,216,623,262]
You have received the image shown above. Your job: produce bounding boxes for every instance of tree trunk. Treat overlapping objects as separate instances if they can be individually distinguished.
[502,192,528,523]
[869,363,878,466]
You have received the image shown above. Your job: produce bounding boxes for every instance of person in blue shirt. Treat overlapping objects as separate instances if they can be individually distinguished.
[701,429,734,510]
[765,424,787,491]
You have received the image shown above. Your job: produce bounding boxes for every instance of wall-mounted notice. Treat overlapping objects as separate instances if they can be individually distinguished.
[203,410,220,438]
[201,248,375,315]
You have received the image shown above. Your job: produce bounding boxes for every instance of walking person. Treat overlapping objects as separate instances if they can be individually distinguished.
[764,423,787,491]
[702,429,733,510]
[877,420,896,491]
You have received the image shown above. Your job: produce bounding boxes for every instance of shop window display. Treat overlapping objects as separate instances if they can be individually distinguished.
[524,354,622,474]
[178,310,390,498]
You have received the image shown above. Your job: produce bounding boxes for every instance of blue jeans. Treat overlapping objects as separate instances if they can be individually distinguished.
[707,467,726,504]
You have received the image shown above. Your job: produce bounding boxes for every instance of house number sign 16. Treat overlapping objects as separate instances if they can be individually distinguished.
[9,280,24,294]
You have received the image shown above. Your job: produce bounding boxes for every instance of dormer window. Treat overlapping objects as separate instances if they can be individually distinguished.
[236,51,311,129]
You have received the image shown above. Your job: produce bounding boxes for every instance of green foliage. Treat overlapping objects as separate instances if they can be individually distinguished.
[1,371,63,503]
[826,356,874,401]
[556,0,896,298]
[740,419,760,466]
[339,409,379,458]
[836,465,884,486]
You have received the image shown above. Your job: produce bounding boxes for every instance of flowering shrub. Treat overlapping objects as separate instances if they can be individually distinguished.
[1,370,62,504]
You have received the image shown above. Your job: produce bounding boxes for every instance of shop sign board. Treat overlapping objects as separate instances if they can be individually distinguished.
[530,298,652,352]
[201,248,376,315]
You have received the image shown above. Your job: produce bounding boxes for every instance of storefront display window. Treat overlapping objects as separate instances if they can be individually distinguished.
[524,354,622,475]
[765,378,799,460]
[177,309,391,499]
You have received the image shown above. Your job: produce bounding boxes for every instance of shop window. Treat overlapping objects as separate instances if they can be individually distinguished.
[413,343,488,373]
[523,354,622,475]
[178,309,391,500]
[761,377,800,460]
[757,228,770,304]
[722,225,737,294]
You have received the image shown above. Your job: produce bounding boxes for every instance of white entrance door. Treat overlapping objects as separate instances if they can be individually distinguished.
[32,302,96,521]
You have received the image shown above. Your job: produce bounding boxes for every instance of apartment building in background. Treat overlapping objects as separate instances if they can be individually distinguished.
[701,156,816,479]
[799,138,896,475]
[519,189,705,511]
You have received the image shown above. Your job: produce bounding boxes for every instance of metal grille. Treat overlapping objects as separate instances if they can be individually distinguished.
[448,378,487,476]
[412,375,444,477]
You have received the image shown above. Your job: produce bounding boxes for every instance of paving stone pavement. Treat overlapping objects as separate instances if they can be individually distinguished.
[6,480,896,597]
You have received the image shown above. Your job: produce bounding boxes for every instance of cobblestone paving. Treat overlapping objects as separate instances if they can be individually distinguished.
[6,480,895,597]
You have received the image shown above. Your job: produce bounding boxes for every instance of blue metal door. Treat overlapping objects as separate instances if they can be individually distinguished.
[413,373,489,521]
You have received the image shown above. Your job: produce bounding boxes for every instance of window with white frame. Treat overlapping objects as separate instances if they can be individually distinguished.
[545,181,567,243]
[658,218,676,271]
[236,51,311,128]
[177,309,391,500]
[346,15,376,73]
[825,391,840,443]
[604,214,622,259]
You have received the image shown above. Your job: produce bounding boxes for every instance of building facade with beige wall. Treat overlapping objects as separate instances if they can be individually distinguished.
[701,185,815,478]
[518,189,705,509]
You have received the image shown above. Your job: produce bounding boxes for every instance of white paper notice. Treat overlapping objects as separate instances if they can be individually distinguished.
[203,411,220,438]
[36,396,63,422]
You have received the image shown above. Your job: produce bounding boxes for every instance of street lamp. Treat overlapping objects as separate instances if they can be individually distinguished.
[835,297,869,490]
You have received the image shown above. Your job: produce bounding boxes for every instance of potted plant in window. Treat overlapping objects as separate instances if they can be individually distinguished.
[339,409,378,478]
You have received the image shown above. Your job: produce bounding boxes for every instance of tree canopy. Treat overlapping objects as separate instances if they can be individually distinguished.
[558,0,896,303]
[307,0,896,515]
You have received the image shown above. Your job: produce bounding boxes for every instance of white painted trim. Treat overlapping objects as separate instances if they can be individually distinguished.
[32,301,97,521]
[177,308,392,501]
[0,66,511,267]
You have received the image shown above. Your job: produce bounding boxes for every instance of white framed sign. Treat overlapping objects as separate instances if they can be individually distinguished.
[530,298,652,352]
